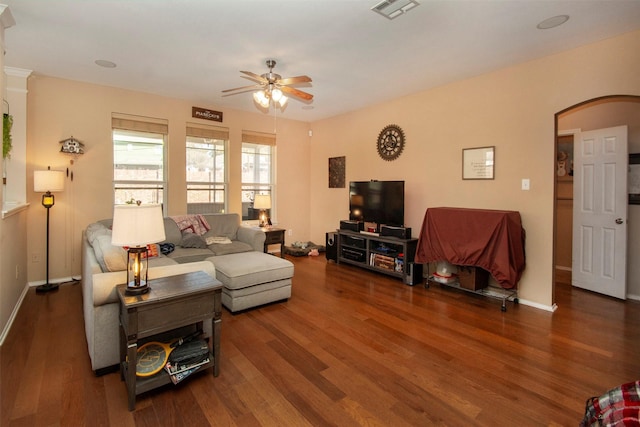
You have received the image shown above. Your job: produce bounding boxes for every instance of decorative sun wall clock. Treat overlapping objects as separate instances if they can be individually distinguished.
[377,124,405,161]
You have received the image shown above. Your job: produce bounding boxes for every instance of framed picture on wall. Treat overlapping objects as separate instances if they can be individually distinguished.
[329,156,345,188]
[462,146,494,180]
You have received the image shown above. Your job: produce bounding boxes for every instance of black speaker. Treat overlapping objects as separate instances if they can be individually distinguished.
[380,225,411,239]
[404,262,423,286]
[339,220,364,232]
[326,232,338,262]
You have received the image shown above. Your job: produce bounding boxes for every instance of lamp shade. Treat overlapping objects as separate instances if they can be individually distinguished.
[34,169,65,193]
[111,204,166,246]
[253,194,271,210]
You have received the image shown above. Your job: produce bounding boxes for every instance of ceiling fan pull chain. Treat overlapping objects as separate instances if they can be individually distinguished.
[273,103,277,133]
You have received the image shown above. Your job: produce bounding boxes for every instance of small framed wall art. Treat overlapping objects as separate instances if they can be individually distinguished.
[462,146,495,180]
[329,156,346,188]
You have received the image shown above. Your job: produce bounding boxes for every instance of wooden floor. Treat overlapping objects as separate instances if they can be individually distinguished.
[2,256,640,426]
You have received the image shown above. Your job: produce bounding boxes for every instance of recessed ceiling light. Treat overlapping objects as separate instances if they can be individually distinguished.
[95,59,117,68]
[537,15,569,30]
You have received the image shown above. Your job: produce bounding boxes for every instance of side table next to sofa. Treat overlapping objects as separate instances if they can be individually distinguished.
[117,270,223,411]
[261,227,286,258]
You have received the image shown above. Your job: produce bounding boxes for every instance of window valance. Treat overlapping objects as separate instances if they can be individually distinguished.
[186,122,229,140]
[242,130,276,146]
[112,113,168,134]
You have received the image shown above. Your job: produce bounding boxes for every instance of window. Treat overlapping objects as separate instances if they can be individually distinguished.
[241,131,275,221]
[112,114,167,208]
[2,68,31,218]
[186,123,228,214]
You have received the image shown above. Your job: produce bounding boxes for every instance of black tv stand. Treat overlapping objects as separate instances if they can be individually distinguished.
[336,230,420,284]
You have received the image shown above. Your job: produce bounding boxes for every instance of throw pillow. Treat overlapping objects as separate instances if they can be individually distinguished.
[181,232,207,249]
[95,234,127,272]
[121,243,160,259]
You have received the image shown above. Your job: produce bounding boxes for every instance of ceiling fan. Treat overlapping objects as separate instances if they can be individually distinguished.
[222,59,313,108]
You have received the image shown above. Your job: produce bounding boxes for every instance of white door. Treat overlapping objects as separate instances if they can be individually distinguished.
[572,126,628,299]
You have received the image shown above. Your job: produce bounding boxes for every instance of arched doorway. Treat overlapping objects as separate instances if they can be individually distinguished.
[553,95,640,303]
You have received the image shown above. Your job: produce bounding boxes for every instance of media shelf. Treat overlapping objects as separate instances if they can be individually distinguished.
[337,230,419,283]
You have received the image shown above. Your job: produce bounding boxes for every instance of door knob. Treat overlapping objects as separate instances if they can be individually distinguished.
[615,218,624,224]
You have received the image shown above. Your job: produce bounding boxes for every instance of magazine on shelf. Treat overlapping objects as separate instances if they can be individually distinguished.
[164,356,210,384]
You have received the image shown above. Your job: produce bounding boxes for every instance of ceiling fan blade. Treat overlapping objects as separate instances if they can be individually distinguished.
[221,84,262,95]
[280,85,313,101]
[240,70,267,83]
[278,75,312,86]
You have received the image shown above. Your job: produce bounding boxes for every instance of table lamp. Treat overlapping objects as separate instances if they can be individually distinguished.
[111,202,165,295]
[253,194,271,227]
[33,167,65,293]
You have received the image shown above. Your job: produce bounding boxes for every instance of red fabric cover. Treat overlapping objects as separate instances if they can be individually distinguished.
[415,207,526,289]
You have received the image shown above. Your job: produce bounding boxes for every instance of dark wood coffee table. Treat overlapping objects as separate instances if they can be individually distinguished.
[117,270,223,411]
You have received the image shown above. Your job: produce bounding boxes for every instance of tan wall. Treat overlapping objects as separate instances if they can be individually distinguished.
[14,29,640,320]
[309,30,640,309]
[25,76,311,284]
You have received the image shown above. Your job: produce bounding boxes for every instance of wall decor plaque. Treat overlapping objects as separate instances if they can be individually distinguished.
[192,107,223,122]
[463,146,495,180]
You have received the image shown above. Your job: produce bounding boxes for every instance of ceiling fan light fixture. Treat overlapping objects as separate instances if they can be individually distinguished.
[253,90,269,107]
[225,60,312,110]
[271,88,283,102]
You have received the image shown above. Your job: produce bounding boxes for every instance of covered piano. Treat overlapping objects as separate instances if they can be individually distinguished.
[415,207,526,290]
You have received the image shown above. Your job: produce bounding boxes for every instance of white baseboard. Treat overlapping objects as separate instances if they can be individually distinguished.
[0,283,30,346]
[1,277,81,346]
[27,276,79,287]
[517,298,558,312]
[627,293,640,301]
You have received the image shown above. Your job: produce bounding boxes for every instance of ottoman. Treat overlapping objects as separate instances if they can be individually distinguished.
[209,251,294,312]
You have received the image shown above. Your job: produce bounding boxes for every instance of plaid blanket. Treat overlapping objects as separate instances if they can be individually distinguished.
[170,215,211,236]
[581,380,640,426]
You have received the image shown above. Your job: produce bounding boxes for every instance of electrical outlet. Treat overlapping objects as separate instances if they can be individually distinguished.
[288,229,293,236]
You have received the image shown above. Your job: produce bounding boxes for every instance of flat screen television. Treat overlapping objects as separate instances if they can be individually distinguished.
[349,180,405,229]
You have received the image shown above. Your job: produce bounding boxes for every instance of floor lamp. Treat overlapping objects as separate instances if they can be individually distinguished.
[34,167,65,293]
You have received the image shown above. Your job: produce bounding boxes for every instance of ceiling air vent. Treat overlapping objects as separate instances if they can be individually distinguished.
[371,0,420,20]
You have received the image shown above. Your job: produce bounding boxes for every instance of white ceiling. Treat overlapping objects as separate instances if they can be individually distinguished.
[3,1,640,122]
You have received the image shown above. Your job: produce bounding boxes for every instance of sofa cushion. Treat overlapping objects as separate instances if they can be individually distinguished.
[208,241,254,256]
[202,214,239,240]
[162,218,183,246]
[211,252,294,290]
[86,221,128,272]
[181,231,207,248]
[96,235,128,272]
[166,247,215,264]
[85,222,110,245]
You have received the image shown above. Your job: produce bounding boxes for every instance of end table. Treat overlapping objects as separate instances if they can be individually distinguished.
[261,227,286,258]
[117,271,223,411]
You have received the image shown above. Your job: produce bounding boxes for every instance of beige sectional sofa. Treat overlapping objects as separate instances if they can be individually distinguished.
[82,213,294,373]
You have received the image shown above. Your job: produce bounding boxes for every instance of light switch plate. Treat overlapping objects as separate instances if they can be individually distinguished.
[522,179,530,190]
